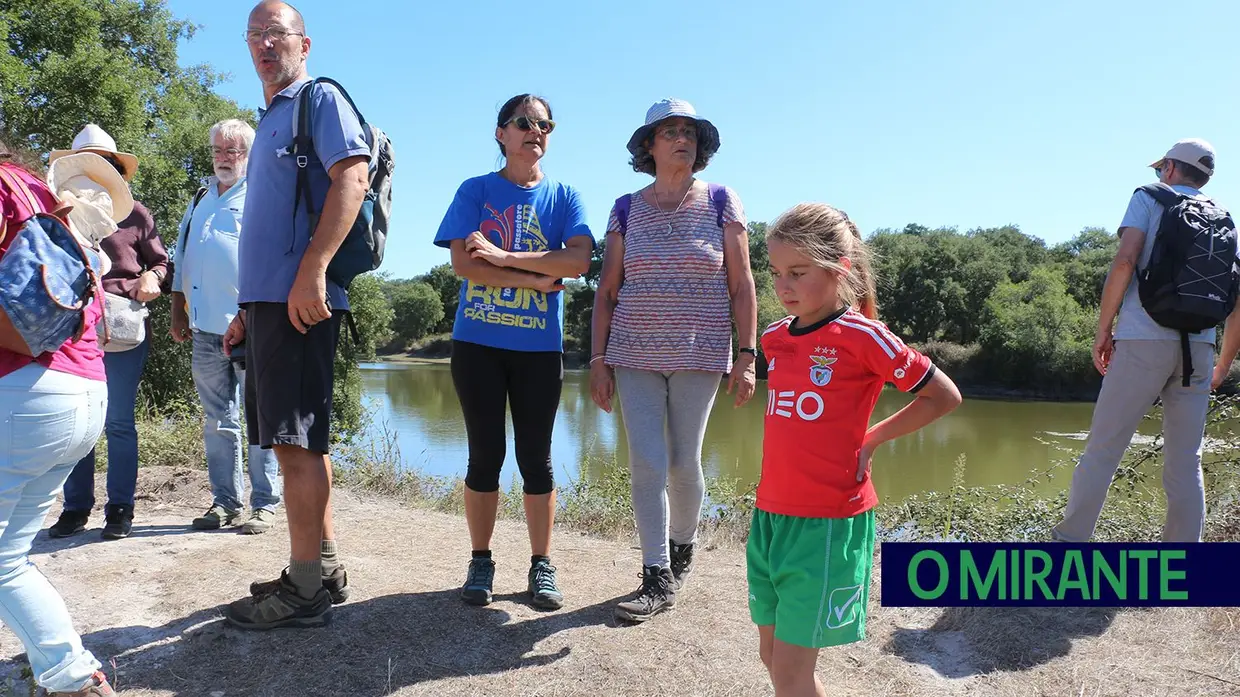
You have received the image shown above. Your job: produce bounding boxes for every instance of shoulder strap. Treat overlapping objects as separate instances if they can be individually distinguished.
[613,194,631,235]
[707,183,728,228]
[1137,182,1186,210]
[176,185,210,264]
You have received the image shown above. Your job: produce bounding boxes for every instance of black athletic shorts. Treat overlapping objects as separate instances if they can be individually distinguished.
[243,301,342,454]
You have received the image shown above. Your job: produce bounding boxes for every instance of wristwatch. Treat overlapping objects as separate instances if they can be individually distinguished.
[738,347,757,357]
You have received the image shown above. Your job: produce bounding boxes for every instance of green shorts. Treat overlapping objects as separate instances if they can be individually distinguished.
[746,508,876,648]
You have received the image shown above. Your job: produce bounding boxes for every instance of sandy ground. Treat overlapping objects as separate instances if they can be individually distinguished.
[3,467,1237,697]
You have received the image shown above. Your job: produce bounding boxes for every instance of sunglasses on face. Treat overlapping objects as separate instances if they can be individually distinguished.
[506,116,555,134]
[657,125,698,141]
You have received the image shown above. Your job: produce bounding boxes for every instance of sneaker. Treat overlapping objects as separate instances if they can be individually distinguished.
[615,565,676,623]
[240,508,277,535]
[224,574,332,630]
[527,558,564,610]
[100,504,132,540]
[250,566,350,605]
[461,556,495,606]
[670,540,695,590]
[46,671,115,696]
[191,504,240,530]
[48,510,89,539]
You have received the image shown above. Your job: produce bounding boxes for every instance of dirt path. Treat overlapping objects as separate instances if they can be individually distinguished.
[3,467,1237,697]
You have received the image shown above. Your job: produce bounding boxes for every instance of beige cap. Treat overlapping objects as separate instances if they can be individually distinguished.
[1150,138,1216,176]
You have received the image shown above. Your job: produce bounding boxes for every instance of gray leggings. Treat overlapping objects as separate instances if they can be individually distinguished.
[615,367,720,567]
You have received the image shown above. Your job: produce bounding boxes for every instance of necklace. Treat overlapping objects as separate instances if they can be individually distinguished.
[652,180,694,234]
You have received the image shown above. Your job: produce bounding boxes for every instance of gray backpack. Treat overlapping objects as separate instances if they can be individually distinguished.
[290,77,394,290]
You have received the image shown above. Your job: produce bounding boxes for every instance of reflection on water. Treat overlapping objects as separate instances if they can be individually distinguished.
[359,363,1174,503]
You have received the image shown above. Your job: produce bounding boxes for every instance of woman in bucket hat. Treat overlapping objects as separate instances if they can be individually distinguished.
[0,139,116,696]
[590,98,758,622]
[47,124,169,543]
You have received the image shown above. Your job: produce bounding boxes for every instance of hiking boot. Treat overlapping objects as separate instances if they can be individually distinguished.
[615,565,676,623]
[225,573,332,630]
[527,558,564,610]
[191,504,240,530]
[46,670,115,696]
[461,556,495,606]
[48,510,89,539]
[250,566,350,605]
[670,540,695,590]
[100,504,132,540]
[240,508,277,535]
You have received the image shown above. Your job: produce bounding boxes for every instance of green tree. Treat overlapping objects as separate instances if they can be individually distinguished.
[418,262,460,333]
[390,281,444,344]
[980,266,1095,390]
[332,274,393,442]
[0,0,253,410]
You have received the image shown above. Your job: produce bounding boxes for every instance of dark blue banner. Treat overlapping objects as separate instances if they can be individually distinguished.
[879,542,1240,607]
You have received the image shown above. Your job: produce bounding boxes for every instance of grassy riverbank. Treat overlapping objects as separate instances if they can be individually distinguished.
[121,395,1240,547]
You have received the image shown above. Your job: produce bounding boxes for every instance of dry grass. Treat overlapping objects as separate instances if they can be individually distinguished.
[0,467,1235,697]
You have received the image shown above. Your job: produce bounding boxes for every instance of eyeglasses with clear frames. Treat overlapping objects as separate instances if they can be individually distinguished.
[244,26,303,44]
[211,147,247,159]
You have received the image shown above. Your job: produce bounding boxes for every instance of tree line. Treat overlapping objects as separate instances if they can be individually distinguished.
[378,222,1119,399]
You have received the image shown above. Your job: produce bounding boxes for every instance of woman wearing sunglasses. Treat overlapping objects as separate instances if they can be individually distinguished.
[433,93,595,611]
[590,98,758,623]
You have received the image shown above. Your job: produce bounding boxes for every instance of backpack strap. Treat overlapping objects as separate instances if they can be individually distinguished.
[1138,182,1187,209]
[613,194,631,235]
[173,185,210,278]
[707,183,728,228]
[290,77,370,240]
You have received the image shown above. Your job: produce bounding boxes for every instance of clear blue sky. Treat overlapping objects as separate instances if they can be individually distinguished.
[168,0,1239,280]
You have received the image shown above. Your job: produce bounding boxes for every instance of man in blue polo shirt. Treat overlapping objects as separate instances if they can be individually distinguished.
[222,0,370,630]
[171,118,282,536]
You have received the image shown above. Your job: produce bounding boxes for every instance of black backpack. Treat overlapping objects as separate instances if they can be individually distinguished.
[1135,183,1239,385]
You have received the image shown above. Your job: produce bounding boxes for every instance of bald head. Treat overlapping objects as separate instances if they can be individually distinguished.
[249,1,305,34]
[247,0,310,101]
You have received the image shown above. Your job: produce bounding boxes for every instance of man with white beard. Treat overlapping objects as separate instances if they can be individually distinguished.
[170,119,282,535]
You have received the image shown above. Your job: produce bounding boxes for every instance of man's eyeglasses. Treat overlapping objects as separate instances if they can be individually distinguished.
[505,116,555,134]
[211,147,247,159]
[244,26,303,44]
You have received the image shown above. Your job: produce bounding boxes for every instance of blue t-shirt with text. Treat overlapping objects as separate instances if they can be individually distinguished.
[433,173,593,352]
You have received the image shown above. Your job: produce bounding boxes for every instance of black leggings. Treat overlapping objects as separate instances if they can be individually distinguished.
[450,340,563,495]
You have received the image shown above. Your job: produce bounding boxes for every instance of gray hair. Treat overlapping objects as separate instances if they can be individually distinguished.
[208,119,256,153]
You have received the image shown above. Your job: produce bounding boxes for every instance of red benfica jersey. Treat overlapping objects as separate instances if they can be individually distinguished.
[757,308,935,518]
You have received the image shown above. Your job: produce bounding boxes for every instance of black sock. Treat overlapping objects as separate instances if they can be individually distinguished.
[472,549,492,559]
[531,555,550,566]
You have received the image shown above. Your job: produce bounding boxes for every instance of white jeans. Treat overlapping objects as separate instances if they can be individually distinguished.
[0,364,106,692]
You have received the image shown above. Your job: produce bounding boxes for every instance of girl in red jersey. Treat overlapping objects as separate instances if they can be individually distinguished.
[749,203,962,696]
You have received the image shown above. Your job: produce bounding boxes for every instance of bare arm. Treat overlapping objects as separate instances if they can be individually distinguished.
[299,155,369,274]
[469,234,593,278]
[590,232,625,359]
[1097,227,1146,333]
[723,221,758,350]
[1213,301,1240,389]
[858,370,962,480]
[449,239,555,290]
[287,154,370,332]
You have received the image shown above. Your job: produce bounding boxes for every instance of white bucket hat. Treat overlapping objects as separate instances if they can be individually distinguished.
[46,152,133,276]
[48,124,139,181]
[626,98,721,160]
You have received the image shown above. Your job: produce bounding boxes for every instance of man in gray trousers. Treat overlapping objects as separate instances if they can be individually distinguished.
[1053,138,1240,543]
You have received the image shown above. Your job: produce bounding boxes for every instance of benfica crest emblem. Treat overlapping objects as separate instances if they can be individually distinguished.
[809,355,837,387]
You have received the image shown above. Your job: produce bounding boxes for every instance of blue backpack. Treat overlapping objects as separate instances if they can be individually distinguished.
[290,77,395,290]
